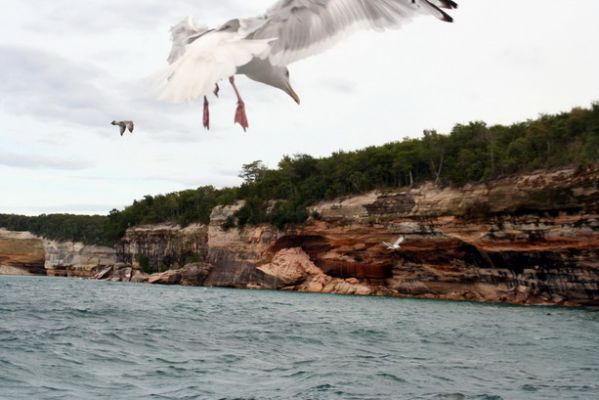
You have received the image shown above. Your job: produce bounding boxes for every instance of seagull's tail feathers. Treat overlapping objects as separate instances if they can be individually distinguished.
[147,32,273,103]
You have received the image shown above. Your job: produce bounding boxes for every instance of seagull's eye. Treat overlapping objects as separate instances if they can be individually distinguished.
[285,70,290,78]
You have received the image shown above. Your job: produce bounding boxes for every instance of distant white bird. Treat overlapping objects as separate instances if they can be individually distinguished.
[383,236,405,251]
[149,0,458,131]
[111,120,134,136]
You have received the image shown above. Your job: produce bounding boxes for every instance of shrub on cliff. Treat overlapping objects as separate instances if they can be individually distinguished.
[221,216,236,231]
[0,213,113,246]
[137,254,152,274]
[268,200,310,229]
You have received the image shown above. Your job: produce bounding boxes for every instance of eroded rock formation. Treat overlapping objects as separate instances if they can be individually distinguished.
[44,240,116,278]
[2,166,598,306]
[118,224,208,270]
[0,229,45,275]
[189,166,598,306]
[0,229,116,278]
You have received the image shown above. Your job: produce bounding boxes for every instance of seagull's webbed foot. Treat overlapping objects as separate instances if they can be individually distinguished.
[234,100,249,132]
[203,96,210,130]
[229,76,249,132]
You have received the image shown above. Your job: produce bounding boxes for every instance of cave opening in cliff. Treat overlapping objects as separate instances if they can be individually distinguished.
[271,235,331,257]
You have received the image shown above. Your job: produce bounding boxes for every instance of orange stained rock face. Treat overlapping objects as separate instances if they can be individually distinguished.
[0,231,45,275]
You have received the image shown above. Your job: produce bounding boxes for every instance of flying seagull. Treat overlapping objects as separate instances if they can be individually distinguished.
[383,236,405,251]
[149,0,458,131]
[112,120,135,136]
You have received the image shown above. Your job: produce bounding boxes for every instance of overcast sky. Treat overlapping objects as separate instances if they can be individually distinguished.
[1,0,598,215]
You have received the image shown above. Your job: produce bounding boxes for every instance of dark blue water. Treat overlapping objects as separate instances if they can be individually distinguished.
[1,277,598,400]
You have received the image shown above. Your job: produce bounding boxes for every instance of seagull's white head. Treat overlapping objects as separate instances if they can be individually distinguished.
[283,67,300,105]
[270,66,300,105]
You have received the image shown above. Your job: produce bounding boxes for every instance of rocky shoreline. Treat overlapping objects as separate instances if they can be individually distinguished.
[1,166,598,307]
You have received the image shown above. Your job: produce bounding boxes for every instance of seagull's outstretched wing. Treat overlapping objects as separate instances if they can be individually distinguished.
[249,0,457,65]
[119,124,126,136]
[167,17,212,64]
[127,121,135,133]
[382,242,395,250]
[393,236,405,247]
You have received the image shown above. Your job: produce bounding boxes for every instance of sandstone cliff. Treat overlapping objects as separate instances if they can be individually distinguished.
[0,229,116,278]
[44,240,116,278]
[110,166,598,306]
[117,223,207,270]
[0,229,45,275]
[292,166,599,306]
[3,166,598,307]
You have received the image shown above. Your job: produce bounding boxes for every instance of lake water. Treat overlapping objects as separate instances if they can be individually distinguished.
[1,276,598,400]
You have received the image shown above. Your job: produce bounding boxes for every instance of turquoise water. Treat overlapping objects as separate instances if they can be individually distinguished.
[0,276,598,400]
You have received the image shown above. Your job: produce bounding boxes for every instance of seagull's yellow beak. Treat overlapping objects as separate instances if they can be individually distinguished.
[286,84,300,105]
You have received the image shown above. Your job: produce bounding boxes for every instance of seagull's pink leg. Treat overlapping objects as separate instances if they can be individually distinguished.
[229,76,248,132]
[203,96,210,130]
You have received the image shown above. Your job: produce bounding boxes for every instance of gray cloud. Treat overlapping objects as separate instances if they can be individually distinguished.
[0,46,207,142]
[0,150,93,170]
[22,0,261,35]
[0,46,113,127]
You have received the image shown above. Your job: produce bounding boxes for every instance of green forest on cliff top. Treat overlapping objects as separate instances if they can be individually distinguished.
[1,104,598,246]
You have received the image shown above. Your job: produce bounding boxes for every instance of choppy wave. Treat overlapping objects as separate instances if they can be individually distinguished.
[1,276,598,400]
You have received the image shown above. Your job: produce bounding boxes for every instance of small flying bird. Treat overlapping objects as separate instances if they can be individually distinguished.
[149,0,458,131]
[383,236,405,251]
[111,120,135,136]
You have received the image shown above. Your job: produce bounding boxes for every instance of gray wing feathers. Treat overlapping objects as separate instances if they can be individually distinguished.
[116,121,134,135]
[167,17,211,64]
[250,0,456,65]
[428,0,458,10]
